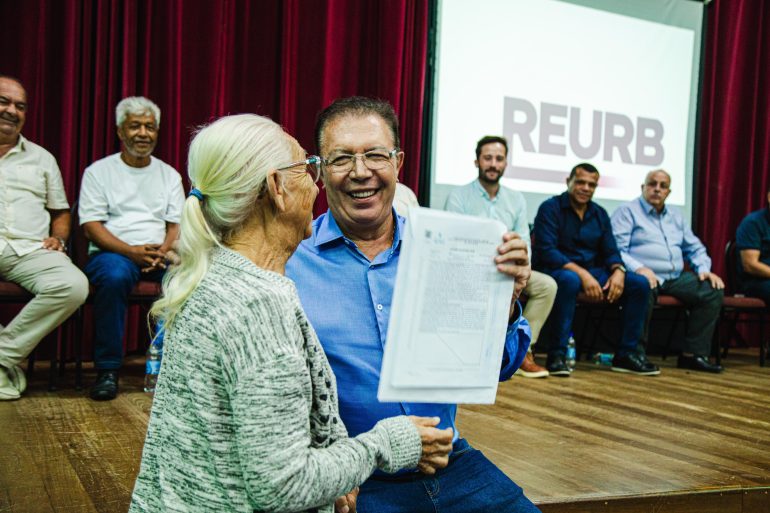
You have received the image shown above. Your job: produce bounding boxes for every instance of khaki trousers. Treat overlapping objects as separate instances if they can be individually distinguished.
[522,270,557,347]
[0,246,89,368]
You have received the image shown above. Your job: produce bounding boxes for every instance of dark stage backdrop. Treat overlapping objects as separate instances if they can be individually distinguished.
[0,0,768,356]
[0,0,429,354]
[1,0,429,207]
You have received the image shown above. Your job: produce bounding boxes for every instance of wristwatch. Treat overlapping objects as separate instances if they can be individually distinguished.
[614,264,627,273]
[56,237,67,251]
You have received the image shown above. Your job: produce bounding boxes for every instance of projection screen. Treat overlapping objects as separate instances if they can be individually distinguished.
[428,0,705,223]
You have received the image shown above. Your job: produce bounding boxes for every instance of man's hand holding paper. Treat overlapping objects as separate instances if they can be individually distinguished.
[495,231,532,316]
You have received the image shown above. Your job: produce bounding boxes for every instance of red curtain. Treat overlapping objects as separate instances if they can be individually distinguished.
[697,0,770,278]
[0,0,429,354]
[1,0,429,206]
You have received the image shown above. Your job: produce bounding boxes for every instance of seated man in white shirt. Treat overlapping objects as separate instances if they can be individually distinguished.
[79,96,184,401]
[0,75,88,400]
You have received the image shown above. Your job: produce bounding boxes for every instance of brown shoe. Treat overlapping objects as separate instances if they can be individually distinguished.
[515,352,549,378]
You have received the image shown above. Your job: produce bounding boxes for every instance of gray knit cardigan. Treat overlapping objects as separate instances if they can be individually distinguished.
[129,247,421,513]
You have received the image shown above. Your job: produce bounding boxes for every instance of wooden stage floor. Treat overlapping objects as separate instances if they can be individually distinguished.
[0,349,767,513]
[461,349,770,512]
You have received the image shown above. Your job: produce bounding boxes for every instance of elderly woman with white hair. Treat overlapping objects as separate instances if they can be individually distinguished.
[129,114,453,513]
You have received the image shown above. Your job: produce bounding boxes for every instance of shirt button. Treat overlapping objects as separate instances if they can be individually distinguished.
[376,304,383,311]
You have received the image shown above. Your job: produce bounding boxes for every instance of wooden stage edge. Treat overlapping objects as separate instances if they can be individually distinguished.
[0,348,767,513]
[537,487,770,513]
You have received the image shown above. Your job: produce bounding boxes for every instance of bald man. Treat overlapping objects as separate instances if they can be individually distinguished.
[611,170,724,373]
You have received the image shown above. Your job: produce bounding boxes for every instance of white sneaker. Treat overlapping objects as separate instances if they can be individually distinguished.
[8,365,26,394]
[0,367,21,400]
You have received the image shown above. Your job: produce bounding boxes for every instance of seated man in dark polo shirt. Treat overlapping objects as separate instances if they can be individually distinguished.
[735,191,770,301]
[533,163,657,376]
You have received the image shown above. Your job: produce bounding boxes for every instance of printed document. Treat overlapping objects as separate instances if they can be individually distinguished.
[378,207,515,404]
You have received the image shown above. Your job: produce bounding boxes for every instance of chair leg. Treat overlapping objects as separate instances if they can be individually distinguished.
[577,306,601,361]
[577,307,591,360]
[662,308,684,360]
[590,307,609,359]
[48,332,59,392]
[75,306,84,390]
[712,309,722,366]
[759,313,768,367]
[27,349,36,376]
[722,310,738,358]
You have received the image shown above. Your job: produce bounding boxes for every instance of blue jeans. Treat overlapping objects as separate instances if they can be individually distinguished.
[85,251,163,370]
[542,267,650,357]
[357,439,541,513]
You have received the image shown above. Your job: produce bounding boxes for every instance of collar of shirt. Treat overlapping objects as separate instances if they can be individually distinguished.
[472,178,496,202]
[311,207,403,263]
[0,134,26,162]
[639,196,667,217]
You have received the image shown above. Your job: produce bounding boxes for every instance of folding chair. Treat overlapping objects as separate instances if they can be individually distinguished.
[720,240,768,366]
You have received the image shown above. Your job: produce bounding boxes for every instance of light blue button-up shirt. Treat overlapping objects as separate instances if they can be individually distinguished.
[445,180,531,250]
[286,209,530,445]
[611,196,711,283]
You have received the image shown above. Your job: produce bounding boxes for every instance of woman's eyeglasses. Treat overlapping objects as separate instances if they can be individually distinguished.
[276,155,322,183]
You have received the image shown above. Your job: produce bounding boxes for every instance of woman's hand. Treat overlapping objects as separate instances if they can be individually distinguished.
[334,487,358,513]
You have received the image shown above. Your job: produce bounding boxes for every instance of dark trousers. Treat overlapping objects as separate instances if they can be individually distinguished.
[357,439,540,513]
[85,251,164,370]
[541,267,650,357]
[642,271,723,356]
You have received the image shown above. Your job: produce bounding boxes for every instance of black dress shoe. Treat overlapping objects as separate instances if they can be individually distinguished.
[677,354,723,373]
[611,353,661,376]
[90,370,119,401]
[546,353,571,377]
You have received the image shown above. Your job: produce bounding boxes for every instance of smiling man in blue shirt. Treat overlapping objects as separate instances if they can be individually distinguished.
[611,170,724,373]
[286,97,539,513]
[532,163,656,376]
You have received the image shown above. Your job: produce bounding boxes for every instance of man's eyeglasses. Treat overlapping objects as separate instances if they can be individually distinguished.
[277,155,322,183]
[322,148,400,174]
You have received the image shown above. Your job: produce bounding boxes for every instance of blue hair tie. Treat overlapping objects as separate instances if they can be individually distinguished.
[188,188,204,201]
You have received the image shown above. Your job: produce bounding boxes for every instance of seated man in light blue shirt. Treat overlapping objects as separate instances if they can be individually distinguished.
[445,135,556,378]
[611,169,724,373]
[286,97,540,513]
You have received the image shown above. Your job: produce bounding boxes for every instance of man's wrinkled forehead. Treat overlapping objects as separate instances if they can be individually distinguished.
[122,112,157,125]
[321,113,394,153]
